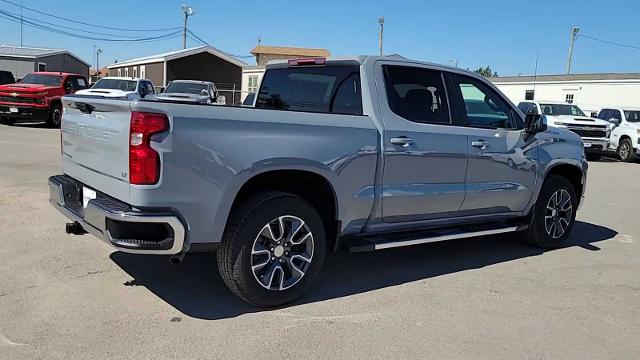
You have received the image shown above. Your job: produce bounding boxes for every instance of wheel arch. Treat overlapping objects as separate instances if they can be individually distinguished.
[215,166,341,250]
[544,163,585,206]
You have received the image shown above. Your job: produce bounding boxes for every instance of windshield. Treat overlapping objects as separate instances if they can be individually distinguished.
[165,82,208,95]
[624,111,640,123]
[539,103,586,116]
[20,74,63,86]
[92,79,137,91]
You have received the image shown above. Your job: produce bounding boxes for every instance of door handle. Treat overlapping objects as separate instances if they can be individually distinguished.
[471,140,489,149]
[390,137,414,147]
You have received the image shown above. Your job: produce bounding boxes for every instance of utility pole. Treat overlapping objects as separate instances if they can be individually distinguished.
[19,0,23,46]
[96,48,103,72]
[378,17,384,56]
[565,26,580,74]
[181,4,195,49]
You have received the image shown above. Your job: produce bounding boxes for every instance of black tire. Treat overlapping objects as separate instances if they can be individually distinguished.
[585,153,601,161]
[47,103,62,128]
[0,117,14,125]
[523,175,577,249]
[217,192,326,307]
[618,138,635,163]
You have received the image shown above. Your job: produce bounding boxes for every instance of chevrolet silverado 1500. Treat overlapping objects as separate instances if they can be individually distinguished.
[0,72,88,127]
[50,56,587,307]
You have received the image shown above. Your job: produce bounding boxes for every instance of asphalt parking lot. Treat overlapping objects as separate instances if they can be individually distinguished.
[1,124,639,360]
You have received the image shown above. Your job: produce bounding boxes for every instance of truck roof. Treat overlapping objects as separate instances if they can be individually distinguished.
[31,71,84,77]
[98,76,145,81]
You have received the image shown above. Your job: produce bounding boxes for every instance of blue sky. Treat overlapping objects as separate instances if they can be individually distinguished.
[0,0,638,76]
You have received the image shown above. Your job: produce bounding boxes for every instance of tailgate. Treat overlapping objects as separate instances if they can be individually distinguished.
[61,96,132,201]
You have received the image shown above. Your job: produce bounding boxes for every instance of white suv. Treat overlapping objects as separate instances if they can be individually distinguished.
[518,101,610,160]
[597,107,640,162]
[77,77,155,100]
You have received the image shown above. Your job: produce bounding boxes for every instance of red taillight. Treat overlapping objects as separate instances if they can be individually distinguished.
[129,111,169,185]
[288,57,326,66]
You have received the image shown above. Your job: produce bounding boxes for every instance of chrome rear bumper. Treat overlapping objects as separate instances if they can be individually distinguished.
[49,175,186,255]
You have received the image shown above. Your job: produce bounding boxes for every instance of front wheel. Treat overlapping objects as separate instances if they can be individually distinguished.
[618,139,636,163]
[523,175,577,248]
[217,192,326,307]
[47,103,62,128]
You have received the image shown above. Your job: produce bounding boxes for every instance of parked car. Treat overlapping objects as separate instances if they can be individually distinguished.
[50,56,587,307]
[0,72,88,127]
[517,101,610,161]
[150,80,225,105]
[0,70,15,85]
[74,77,155,100]
[597,107,640,162]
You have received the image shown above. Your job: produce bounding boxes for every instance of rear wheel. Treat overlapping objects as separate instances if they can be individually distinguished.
[47,103,62,128]
[524,175,577,248]
[217,192,326,307]
[618,139,635,163]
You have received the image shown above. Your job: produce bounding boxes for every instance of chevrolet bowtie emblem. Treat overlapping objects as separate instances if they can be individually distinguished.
[10,92,18,97]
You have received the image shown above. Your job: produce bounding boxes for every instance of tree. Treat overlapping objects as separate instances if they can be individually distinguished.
[473,66,498,77]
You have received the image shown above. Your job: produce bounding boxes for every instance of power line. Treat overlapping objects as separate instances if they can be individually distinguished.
[0,10,182,42]
[187,29,254,58]
[0,0,180,32]
[0,7,144,38]
[578,34,640,51]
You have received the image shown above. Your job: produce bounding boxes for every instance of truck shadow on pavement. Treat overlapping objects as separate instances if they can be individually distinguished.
[109,220,616,320]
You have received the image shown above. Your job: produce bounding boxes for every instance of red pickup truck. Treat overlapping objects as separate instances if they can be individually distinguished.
[0,72,89,127]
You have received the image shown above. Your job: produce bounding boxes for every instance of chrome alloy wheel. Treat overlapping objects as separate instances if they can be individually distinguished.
[619,142,631,160]
[544,189,573,239]
[250,215,314,291]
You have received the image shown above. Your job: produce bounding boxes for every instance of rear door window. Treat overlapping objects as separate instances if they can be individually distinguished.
[255,65,362,115]
[383,65,451,124]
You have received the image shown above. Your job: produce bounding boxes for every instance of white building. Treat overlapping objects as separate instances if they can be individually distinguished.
[241,65,265,102]
[490,73,640,115]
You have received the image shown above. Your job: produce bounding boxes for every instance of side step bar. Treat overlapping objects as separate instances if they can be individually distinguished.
[349,226,520,252]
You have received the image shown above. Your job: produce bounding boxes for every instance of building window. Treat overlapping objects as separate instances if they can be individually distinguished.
[38,62,47,71]
[124,68,129,77]
[133,66,138,78]
[525,89,534,101]
[248,75,259,93]
[565,93,574,104]
[117,68,122,76]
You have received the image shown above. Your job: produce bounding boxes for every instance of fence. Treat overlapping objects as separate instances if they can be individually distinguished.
[153,83,252,107]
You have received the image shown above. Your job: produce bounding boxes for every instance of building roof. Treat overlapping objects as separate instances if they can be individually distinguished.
[250,45,330,57]
[108,46,247,69]
[0,45,90,67]
[491,73,640,83]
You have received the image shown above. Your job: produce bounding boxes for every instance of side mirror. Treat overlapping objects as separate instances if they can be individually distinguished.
[525,111,547,134]
[139,87,148,98]
[64,82,72,92]
[159,87,165,93]
[216,95,226,105]
[590,112,598,118]
[609,118,621,126]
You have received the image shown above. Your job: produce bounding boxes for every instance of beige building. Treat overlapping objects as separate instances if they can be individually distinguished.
[250,45,330,66]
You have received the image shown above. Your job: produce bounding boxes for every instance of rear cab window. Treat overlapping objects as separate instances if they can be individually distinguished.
[255,64,363,115]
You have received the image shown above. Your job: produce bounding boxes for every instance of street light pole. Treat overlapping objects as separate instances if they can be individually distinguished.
[182,4,195,49]
[565,26,580,74]
[378,17,384,56]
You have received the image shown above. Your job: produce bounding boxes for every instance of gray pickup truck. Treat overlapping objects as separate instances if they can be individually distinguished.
[49,55,587,307]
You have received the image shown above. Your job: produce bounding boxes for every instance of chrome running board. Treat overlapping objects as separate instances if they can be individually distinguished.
[349,226,519,252]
